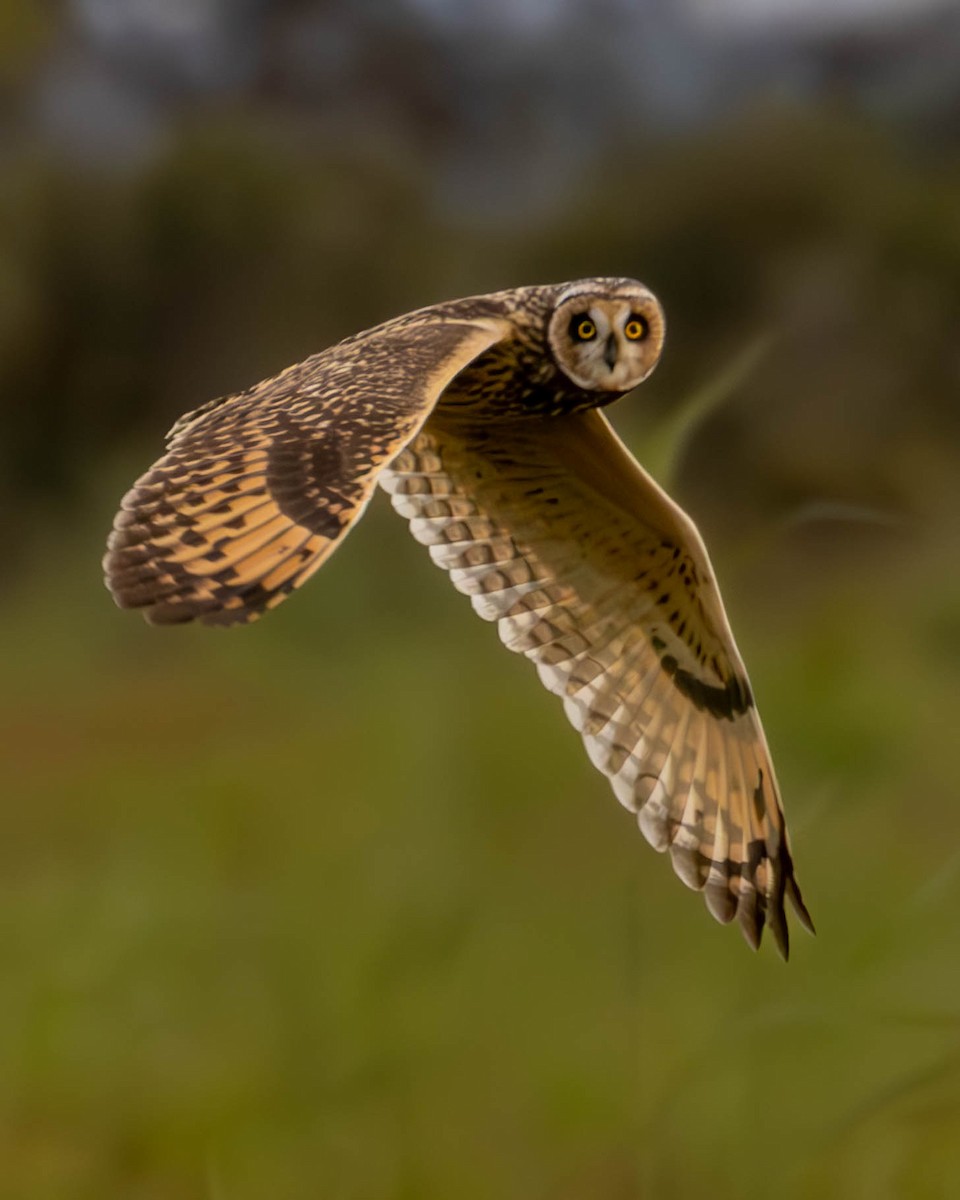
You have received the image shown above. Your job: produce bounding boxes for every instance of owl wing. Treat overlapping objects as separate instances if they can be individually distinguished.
[104,317,509,626]
[380,409,812,957]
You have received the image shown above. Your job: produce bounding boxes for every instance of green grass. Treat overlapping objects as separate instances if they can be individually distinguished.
[2,451,959,1199]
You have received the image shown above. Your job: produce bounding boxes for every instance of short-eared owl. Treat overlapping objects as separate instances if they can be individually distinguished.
[105,278,812,957]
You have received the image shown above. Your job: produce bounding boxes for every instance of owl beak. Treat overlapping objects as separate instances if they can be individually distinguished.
[603,333,618,370]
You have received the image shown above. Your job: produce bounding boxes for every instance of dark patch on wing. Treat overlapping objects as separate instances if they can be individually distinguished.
[752,769,768,823]
[265,413,360,539]
[659,653,753,720]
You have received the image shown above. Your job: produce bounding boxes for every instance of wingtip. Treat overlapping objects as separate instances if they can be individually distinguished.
[739,919,761,953]
[736,888,764,952]
[787,877,816,937]
[704,880,737,925]
[768,903,791,962]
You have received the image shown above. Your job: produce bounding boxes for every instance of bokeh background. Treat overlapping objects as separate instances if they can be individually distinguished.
[3,0,960,1196]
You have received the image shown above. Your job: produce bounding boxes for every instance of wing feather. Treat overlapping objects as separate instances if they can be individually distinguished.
[381,410,812,956]
[104,318,509,625]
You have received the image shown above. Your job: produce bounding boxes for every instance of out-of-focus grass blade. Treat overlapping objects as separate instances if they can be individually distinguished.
[780,500,910,532]
[634,333,774,486]
[727,496,910,579]
[206,1151,227,1200]
[830,1048,960,1139]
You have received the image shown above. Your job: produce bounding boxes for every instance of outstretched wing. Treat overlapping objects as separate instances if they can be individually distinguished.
[104,317,508,626]
[380,409,812,957]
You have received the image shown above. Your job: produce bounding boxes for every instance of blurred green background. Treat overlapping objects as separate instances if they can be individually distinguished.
[2,1,960,1196]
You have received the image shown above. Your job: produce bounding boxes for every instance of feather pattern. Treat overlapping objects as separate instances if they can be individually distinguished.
[381,410,812,956]
[104,319,508,625]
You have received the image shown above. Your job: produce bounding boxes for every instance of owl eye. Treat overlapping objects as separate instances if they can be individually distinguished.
[624,316,649,341]
[569,315,597,342]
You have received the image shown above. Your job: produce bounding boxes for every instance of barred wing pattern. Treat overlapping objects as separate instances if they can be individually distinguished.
[381,409,812,957]
[104,320,507,625]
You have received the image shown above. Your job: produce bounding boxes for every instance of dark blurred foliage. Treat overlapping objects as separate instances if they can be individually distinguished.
[3,0,960,541]
[2,1,960,1196]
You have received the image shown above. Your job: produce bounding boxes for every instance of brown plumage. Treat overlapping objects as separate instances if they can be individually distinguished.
[104,278,813,957]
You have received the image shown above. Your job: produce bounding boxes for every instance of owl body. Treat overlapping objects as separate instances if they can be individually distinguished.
[105,278,811,958]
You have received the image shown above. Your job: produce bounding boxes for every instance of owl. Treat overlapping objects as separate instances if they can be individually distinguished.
[104,278,812,957]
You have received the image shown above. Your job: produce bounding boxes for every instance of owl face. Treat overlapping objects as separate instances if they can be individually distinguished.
[546,281,665,393]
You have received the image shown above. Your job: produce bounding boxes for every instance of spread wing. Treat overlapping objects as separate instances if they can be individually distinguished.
[104,317,508,626]
[380,409,812,957]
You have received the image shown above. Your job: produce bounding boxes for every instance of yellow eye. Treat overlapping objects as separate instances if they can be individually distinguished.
[569,316,597,341]
[624,317,648,341]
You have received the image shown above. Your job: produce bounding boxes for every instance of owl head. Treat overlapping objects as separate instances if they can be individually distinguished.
[546,278,665,393]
